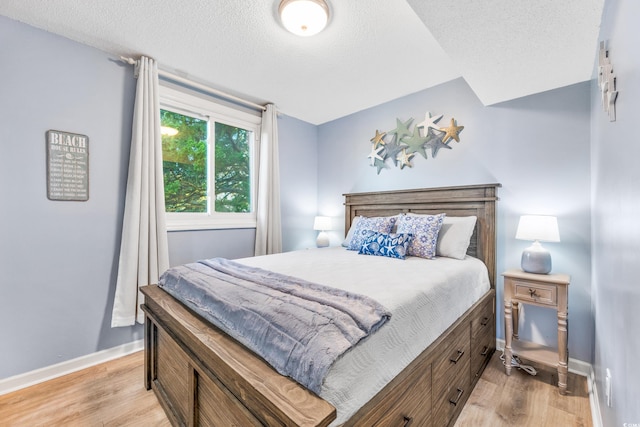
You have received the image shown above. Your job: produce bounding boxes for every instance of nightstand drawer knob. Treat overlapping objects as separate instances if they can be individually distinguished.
[450,350,465,364]
[529,288,537,297]
[480,317,490,326]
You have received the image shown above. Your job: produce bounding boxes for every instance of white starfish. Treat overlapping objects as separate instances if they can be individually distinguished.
[417,112,444,135]
[396,148,415,169]
[385,242,397,254]
[367,144,384,166]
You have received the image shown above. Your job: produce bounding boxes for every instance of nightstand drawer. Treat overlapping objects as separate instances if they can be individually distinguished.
[513,280,557,306]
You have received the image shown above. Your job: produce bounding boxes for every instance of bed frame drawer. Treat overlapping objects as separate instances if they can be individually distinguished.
[432,356,471,427]
[471,295,495,342]
[471,326,495,384]
[369,365,432,426]
[470,295,495,384]
[432,320,470,397]
[432,320,471,427]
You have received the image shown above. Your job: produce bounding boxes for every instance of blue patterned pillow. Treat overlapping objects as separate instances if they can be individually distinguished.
[347,216,398,251]
[358,231,413,259]
[396,213,446,259]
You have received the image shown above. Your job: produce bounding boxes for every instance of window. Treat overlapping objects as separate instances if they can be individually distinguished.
[160,85,261,230]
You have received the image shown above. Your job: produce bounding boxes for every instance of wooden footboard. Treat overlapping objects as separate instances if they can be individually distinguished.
[141,284,336,427]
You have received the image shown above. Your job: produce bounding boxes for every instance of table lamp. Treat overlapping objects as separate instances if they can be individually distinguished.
[313,216,331,248]
[515,215,560,274]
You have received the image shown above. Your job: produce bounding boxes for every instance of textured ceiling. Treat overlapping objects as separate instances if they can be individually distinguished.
[0,0,603,124]
[406,0,605,106]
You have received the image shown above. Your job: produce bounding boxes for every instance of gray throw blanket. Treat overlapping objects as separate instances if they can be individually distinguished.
[158,257,391,394]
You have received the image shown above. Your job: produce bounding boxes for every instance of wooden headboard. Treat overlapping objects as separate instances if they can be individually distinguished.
[344,183,500,288]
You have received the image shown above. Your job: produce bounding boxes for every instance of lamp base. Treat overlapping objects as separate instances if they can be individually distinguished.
[521,241,552,274]
[316,231,329,248]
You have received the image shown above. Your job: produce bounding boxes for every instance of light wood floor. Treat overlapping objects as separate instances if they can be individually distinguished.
[0,351,169,427]
[455,353,593,427]
[0,351,592,426]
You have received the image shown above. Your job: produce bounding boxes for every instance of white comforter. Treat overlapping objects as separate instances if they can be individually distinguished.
[238,247,490,425]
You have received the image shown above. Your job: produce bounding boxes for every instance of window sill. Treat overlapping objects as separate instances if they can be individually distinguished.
[166,219,257,232]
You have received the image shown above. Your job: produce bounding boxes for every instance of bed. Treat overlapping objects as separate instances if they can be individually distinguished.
[141,183,500,426]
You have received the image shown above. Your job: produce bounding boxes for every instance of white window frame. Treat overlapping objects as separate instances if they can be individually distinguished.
[159,85,261,231]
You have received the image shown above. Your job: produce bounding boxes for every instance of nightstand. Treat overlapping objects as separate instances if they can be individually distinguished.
[502,269,571,394]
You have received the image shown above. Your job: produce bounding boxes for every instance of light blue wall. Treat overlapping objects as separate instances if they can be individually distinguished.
[278,115,319,252]
[317,78,594,363]
[591,0,640,425]
[167,229,256,267]
[0,16,318,379]
[0,16,142,378]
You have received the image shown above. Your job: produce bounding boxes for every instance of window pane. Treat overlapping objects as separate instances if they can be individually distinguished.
[214,122,251,213]
[161,110,208,213]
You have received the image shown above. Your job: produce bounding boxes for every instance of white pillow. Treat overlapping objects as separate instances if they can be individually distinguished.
[342,216,361,247]
[436,216,477,259]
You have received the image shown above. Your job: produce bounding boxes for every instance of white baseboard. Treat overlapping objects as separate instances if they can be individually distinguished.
[495,339,603,427]
[0,339,144,396]
[588,365,603,427]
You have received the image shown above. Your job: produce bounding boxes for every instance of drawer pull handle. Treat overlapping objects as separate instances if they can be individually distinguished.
[449,388,464,406]
[480,317,490,326]
[402,416,413,427]
[450,350,464,364]
[480,346,489,356]
[529,288,538,298]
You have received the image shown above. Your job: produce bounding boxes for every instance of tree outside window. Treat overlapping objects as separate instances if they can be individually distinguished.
[158,85,259,235]
[161,109,254,216]
[161,110,208,213]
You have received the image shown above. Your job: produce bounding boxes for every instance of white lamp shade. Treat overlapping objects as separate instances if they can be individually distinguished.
[279,0,329,37]
[313,216,332,231]
[515,215,560,242]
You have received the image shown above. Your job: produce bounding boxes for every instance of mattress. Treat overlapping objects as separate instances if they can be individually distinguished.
[237,246,490,425]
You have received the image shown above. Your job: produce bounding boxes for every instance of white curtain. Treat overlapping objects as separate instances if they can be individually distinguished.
[111,56,170,327]
[254,104,282,256]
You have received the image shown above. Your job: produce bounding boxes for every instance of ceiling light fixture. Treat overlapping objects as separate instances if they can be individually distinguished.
[279,0,330,37]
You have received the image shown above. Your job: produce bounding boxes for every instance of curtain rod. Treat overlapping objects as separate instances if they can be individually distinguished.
[119,56,267,112]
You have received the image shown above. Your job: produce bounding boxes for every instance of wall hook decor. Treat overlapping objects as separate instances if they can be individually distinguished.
[598,40,618,122]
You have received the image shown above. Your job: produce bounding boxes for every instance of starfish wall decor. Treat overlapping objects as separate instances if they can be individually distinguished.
[367,111,465,174]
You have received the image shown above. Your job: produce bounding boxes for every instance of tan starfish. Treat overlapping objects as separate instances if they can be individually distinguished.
[439,118,464,143]
[370,130,386,148]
